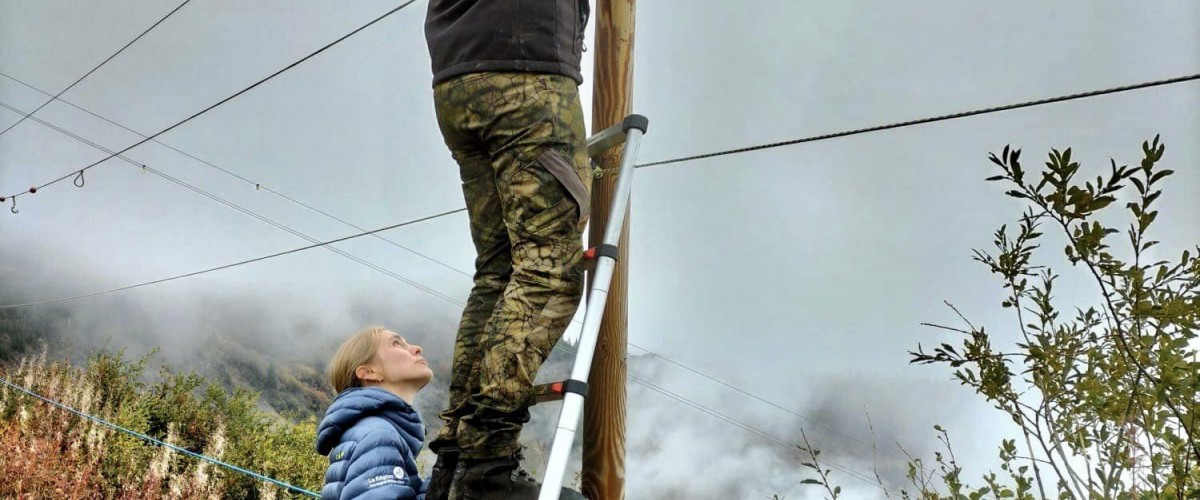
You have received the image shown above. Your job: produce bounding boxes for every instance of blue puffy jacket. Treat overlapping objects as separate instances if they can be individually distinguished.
[316,387,427,500]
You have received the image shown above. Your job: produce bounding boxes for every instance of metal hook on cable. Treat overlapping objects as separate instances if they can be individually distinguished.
[74,170,86,188]
[9,196,16,214]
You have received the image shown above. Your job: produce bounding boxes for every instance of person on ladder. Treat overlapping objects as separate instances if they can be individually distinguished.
[423,1,593,499]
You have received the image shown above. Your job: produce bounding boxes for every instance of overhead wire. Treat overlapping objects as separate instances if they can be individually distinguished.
[0,206,464,309]
[9,108,907,490]
[4,71,1195,462]
[5,24,1195,488]
[0,376,320,497]
[0,98,463,307]
[0,80,882,456]
[0,0,193,138]
[9,72,1196,206]
[633,73,1200,169]
[0,70,471,279]
[0,0,419,202]
[1,94,888,461]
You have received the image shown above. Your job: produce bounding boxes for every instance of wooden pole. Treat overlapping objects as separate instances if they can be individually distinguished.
[583,0,635,498]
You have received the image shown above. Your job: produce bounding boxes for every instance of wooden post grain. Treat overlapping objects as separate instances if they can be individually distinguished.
[583,0,635,498]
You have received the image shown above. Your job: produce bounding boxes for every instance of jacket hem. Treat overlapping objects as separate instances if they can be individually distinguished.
[432,60,583,87]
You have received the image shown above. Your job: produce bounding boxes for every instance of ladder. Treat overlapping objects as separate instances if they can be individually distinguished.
[535,113,648,500]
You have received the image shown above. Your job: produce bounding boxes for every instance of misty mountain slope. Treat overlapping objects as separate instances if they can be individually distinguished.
[1,247,967,498]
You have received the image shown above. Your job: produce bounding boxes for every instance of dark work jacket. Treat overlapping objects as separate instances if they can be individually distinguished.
[425,0,589,86]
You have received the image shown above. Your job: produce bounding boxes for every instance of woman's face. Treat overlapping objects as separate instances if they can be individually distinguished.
[368,330,434,389]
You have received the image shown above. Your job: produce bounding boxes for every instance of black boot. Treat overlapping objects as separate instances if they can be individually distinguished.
[426,450,458,500]
[449,453,540,499]
[449,452,589,500]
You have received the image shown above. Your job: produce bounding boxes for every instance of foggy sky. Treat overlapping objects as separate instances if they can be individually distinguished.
[2,1,1197,498]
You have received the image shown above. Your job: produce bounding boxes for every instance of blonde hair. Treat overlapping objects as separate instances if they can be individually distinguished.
[328,326,387,393]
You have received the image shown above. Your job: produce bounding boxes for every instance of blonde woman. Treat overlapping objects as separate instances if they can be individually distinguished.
[317,327,434,500]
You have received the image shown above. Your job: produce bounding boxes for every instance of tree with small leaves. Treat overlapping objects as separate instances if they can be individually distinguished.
[798,137,1197,499]
[906,136,1199,498]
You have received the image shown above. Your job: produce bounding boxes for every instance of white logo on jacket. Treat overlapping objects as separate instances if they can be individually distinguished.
[366,467,407,489]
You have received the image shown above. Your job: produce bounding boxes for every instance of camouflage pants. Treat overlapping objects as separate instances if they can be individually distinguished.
[430,72,591,460]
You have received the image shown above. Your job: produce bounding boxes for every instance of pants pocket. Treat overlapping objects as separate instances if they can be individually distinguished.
[534,148,590,223]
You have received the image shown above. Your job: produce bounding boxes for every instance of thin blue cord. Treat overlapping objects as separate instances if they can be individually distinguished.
[0,377,320,498]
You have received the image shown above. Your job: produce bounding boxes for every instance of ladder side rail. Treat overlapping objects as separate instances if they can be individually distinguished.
[538,116,646,500]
